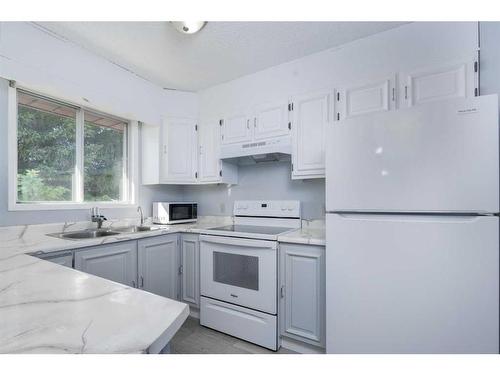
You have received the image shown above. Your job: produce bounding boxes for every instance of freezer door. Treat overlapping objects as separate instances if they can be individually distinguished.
[326,95,499,213]
[326,213,499,353]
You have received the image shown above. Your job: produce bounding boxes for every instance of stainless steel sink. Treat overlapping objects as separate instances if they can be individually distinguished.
[48,229,121,240]
[114,225,158,233]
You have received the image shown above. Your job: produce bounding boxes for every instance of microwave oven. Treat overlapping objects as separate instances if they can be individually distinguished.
[153,202,198,224]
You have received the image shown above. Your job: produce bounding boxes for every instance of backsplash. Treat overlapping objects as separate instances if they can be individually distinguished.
[183,162,325,220]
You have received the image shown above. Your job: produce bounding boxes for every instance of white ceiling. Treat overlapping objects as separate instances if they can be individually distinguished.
[37,21,408,92]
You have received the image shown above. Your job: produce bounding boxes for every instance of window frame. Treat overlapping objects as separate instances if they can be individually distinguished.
[8,84,138,211]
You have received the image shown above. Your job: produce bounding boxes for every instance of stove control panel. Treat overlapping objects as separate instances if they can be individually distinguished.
[234,200,301,218]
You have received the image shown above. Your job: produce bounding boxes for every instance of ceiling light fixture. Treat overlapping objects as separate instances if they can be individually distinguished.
[170,21,207,34]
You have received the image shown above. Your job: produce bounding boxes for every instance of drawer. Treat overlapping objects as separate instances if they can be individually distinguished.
[200,296,277,350]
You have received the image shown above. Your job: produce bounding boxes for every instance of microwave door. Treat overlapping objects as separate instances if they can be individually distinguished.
[170,204,193,221]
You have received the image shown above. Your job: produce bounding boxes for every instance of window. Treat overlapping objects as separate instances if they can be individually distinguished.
[10,88,135,209]
[84,112,127,202]
[17,91,77,202]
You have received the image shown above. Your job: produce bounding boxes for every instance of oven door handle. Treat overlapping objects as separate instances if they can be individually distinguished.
[199,235,277,250]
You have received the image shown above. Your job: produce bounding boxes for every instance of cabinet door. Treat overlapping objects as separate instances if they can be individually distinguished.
[400,59,476,107]
[336,75,396,120]
[291,90,330,179]
[254,100,290,140]
[141,123,160,185]
[74,241,137,287]
[198,119,222,183]
[161,117,197,183]
[280,243,325,347]
[180,234,200,307]
[221,112,252,144]
[39,251,73,268]
[138,235,179,300]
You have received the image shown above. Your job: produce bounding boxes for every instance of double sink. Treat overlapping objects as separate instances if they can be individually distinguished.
[50,225,159,241]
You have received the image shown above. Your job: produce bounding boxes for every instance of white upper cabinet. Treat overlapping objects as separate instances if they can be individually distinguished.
[253,100,290,140]
[400,58,477,107]
[336,75,397,120]
[141,123,160,185]
[220,100,290,144]
[161,117,198,183]
[221,112,253,145]
[198,119,221,183]
[198,119,238,184]
[291,89,330,179]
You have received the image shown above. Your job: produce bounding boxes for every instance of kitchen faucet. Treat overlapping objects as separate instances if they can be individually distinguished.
[90,207,107,229]
[137,206,144,226]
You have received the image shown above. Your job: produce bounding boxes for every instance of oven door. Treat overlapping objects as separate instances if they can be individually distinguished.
[200,234,277,314]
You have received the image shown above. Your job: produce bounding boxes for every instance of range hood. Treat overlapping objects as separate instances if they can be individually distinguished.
[220,136,292,165]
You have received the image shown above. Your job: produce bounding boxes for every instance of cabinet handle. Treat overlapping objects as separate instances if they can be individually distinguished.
[163,145,167,154]
[254,117,257,128]
[140,276,144,288]
[246,119,250,129]
[280,285,285,298]
[404,85,408,100]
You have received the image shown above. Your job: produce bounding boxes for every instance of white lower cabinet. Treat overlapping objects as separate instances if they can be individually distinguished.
[138,235,179,299]
[279,243,326,347]
[180,234,200,307]
[38,251,74,268]
[74,241,138,288]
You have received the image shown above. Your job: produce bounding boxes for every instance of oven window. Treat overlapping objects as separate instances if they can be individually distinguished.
[213,251,259,291]
[170,204,192,220]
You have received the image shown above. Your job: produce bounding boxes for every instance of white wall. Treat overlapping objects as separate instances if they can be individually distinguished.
[0,22,196,226]
[0,22,198,126]
[183,22,479,219]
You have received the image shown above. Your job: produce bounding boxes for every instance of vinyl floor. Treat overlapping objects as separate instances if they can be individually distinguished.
[170,317,297,354]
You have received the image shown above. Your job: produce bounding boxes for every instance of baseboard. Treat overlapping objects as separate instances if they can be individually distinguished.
[280,336,325,354]
[189,306,200,319]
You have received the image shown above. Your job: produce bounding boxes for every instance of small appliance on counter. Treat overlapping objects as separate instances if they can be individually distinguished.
[152,202,197,224]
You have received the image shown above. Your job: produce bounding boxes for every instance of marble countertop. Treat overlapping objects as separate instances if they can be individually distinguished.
[0,253,189,353]
[0,216,232,354]
[277,220,326,246]
[0,216,233,258]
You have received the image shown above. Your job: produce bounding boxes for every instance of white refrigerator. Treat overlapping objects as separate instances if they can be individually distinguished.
[325,94,499,353]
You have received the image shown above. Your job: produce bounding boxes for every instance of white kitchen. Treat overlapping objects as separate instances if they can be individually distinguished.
[1,1,500,373]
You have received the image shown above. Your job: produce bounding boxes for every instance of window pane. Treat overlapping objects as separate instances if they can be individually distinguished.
[84,112,126,202]
[17,91,76,202]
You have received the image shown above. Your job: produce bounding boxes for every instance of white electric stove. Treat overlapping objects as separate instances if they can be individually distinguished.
[198,200,301,351]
